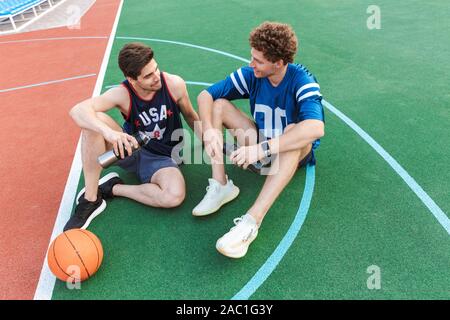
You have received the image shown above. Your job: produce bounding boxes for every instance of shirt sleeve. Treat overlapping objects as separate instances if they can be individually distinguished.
[295,77,325,122]
[206,67,252,101]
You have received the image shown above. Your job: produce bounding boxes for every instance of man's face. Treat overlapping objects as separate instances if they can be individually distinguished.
[133,59,161,91]
[249,48,277,78]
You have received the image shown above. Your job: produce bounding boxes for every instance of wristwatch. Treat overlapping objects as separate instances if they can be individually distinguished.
[260,140,271,158]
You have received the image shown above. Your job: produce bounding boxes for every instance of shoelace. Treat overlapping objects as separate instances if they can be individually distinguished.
[204,184,220,199]
[230,215,245,231]
[231,216,255,242]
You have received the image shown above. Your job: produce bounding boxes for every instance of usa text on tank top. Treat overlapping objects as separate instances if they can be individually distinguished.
[121,72,183,157]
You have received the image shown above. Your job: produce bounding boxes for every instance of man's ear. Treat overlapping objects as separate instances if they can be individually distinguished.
[126,76,137,84]
[275,59,285,69]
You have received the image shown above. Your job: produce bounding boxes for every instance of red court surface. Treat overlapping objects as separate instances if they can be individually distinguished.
[0,0,121,299]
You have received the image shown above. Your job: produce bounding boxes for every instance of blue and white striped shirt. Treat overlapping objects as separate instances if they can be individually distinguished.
[207,63,324,149]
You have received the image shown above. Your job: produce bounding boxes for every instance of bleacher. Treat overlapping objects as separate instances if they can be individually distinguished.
[0,0,64,34]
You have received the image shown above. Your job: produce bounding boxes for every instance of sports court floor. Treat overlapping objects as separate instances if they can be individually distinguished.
[0,0,449,300]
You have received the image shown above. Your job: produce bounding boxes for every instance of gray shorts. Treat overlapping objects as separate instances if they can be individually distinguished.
[115,148,179,183]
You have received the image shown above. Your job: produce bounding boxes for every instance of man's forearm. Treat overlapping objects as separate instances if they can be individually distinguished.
[185,115,203,140]
[267,120,324,155]
[69,101,110,135]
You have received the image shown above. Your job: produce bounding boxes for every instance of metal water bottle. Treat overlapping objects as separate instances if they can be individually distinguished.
[98,131,150,168]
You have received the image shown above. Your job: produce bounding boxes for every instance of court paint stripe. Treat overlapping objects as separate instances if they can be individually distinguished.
[105,81,212,90]
[232,164,316,300]
[116,36,249,63]
[33,0,125,300]
[0,74,97,93]
[322,100,450,235]
[0,36,108,45]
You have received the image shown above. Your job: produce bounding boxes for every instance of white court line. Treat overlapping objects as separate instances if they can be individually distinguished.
[0,74,97,93]
[116,36,250,63]
[322,100,450,235]
[105,81,212,90]
[33,0,125,300]
[0,36,108,45]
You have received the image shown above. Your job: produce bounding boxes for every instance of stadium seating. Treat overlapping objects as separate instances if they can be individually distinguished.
[0,0,59,33]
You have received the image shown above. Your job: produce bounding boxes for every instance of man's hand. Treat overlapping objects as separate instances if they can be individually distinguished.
[103,128,139,159]
[230,144,265,169]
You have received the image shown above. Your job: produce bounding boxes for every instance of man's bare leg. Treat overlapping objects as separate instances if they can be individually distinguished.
[80,113,185,208]
[209,98,258,184]
[113,167,185,208]
[80,112,122,202]
[215,124,313,258]
[193,99,257,217]
[247,124,312,225]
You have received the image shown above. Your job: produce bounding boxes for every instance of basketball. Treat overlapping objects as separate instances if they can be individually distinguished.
[47,229,103,282]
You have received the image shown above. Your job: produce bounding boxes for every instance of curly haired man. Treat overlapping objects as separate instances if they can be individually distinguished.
[194,22,325,258]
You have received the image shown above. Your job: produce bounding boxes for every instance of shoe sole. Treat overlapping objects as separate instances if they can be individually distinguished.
[192,186,240,217]
[79,200,107,230]
[76,172,119,205]
[216,232,258,258]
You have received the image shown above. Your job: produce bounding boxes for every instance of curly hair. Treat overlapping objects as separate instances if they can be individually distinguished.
[118,42,154,79]
[249,22,298,64]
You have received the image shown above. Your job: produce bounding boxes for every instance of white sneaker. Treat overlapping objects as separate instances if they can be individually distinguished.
[192,177,240,216]
[216,214,259,258]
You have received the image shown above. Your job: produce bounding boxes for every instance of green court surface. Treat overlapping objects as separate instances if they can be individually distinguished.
[53,0,450,299]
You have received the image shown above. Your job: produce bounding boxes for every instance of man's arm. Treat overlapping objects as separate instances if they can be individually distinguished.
[166,74,202,139]
[69,86,128,132]
[69,86,138,158]
[230,119,324,168]
[268,119,324,155]
[165,74,205,145]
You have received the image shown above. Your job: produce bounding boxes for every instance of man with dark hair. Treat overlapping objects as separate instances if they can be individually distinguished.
[194,22,325,258]
[64,42,200,231]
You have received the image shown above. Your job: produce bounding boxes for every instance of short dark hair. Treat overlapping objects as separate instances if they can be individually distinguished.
[118,42,154,79]
[249,22,298,64]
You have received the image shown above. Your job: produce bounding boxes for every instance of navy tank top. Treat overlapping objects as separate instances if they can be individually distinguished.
[121,72,183,157]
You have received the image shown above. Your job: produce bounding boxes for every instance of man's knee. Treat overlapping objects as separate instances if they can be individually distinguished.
[159,187,185,208]
[81,127,102,140]
[212,99,231,116]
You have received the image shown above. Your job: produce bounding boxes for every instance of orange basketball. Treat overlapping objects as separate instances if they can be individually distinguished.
[47,229,103,282]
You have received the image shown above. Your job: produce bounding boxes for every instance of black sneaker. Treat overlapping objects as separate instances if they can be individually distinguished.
[63,192,106,231]
[75,172,123,205]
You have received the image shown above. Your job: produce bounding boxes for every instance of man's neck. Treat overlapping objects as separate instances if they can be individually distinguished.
[130,81,156,99]
[267,64,288,87]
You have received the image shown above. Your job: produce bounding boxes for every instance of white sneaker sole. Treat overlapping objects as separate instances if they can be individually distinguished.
[76,172,119,205]
[80,200,107,230]
[192,186,240,217]
[216,232,258,259]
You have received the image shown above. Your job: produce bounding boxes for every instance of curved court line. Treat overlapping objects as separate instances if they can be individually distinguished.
[233,164,316,300]
[0,36,108,45]
[0,74,97,93]
[322,101,450,235]
[116,36,249,63]
[105,81,213,90]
